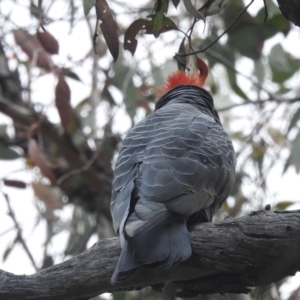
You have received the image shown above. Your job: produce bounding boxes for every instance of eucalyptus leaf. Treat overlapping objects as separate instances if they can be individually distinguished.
[0,144,21,160]
[183,0,204,20]
[269,43,299,83]
[287,107,300,134]
[287,134,300,172]
[83,0,95,17]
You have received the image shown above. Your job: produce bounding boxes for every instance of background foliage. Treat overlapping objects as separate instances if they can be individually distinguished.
[0,0,300,299]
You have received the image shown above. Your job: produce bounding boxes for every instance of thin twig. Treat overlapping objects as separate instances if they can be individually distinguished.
[263,0,269,23]
[3,192,38,271]
[218,97,300,112]
[56,145,103,185]
[175,0,254,58]
[205,48,278,100]
[0,226,15,238]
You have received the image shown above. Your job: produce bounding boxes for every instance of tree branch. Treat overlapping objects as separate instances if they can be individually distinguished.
[1,210,300,300]
[218,96,300,112]
[3,193,38,272]
[0,95,111,193]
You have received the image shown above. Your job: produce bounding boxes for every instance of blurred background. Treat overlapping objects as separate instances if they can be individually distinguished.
[0,0,300,299]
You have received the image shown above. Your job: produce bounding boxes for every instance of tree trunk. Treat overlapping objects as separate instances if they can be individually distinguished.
[1,210,300,300]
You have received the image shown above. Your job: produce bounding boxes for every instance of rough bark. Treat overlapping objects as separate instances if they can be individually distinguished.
[276,0,300,27]
[0,210,300,300]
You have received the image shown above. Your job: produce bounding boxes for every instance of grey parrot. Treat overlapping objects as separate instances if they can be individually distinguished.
[110,71,236,284]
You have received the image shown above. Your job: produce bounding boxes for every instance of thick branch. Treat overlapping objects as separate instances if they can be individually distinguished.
[1,210,300,300]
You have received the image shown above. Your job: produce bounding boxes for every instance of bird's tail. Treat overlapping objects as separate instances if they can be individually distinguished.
[111,215,191,284]
[111,238,139,284]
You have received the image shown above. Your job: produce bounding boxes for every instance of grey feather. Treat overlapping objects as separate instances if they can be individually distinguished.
[111,84,236,284]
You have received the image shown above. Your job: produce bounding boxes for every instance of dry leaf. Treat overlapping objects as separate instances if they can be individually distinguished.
[3,179,27,189]
[124,18,177,55]
[36,31,59,55]
[28,139,57,185]
[95,0,119,61]
[32,182,63,209]
[13,29,53,70]
[55,75,72,132]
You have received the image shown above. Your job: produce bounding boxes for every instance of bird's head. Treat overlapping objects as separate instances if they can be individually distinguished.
[156,57,208,97]
[155,58,221,124]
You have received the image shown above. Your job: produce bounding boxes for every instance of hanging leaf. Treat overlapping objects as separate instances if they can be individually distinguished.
[83,0,95,17]
[32,182,63,209]
[257,8,291,38]
[0,143,21,160]
[254,59,265,85]
[124,18,177,55]
[267,127,286,148]
[63,69,81,81]
[252,140,267,176]
[285,134,300,173]
[196,56,208,81]
[3,179,27,189]
[124,19,153,55]
[95,0,119,61]
[226,69,248,101]
[287,106,300,134]
[183,0,204,20]
[55,75,73,132]
[13,29,53,70]
[269,43,299,84]
[36,31,59,55]
[199,0,231,17]
[153,0,169,38]
[28,139,57,185]
[176,37,186,71]
[113,60,136,121]
[3,234,19,262]
[171,0,180,8]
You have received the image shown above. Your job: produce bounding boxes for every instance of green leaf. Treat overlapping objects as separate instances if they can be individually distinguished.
[254,59,265,85]
[3,234,19,262]
[228,26,262,59]
[206,37,234,68]
[225,5,289,60]
[64,70,81,81]
[83,0,95,17]
[227,69,248,101]
[3,245,13,262]
[0,124,8,137]
[176,37,186,71]
[269,43,299,83]
[252,139,267,176]
[113,292,129,300]
[0,144,21,160]
[153,0,169,38]
[286,133,300,172]
[183,0,204,20]
[201,0,231,16]
[113,60,136,121]
[257,4,290,37]
[275,201,295,211]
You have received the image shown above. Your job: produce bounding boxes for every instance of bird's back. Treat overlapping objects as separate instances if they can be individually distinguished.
[111,84,235,284]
